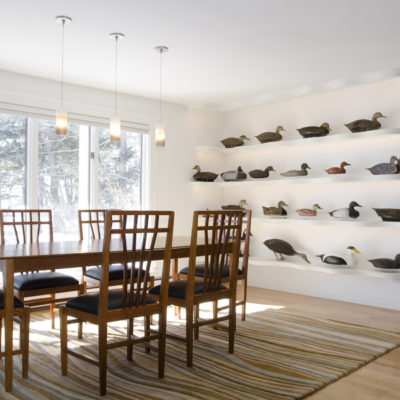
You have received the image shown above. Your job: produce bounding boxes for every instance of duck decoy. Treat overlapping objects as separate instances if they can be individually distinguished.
[367,156,398,175]
[297,123,331,138]
[222,199,248,210]
[220,135,250,148]
[325,162,351,175]
[316,246,360,266]
[264,239,310,263]
[249,166,275,178]
[329,201,362,219]
[255,126,285,143]
[373,208,400,222]
[220,166,247,181]
[192,165,218,182]
[280,163,311,177]
[345,112,386,133]
[368,254,400,270]
[262,201,288,217]
[296,204,322,217]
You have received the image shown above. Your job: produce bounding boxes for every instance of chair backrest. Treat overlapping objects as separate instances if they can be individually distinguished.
[240,209,252,277]
[99,210,174,316]
[186,210,243,298]
[79,209,123,240]
[0,209,53,245]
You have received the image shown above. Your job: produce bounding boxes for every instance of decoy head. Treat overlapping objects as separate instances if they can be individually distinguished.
[316,254,325,261]
[312,204,322,210]
[239,199,248,207]
[193,165,201,172]
[321,122,331,131]
[237,166,244,172]
[266,166,276,172]
[372,112,386,120]
[301,163,311,170]
[298,253,310,264]
[394,254,400,263]
[239,135,250,140]
[276,125,285,132]
[349,201,362,208]
[340,161,351,167]
[278,201,289,207]
[347,246,361,254]
[390,156,398,164]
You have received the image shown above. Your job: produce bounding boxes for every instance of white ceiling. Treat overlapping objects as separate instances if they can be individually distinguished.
[1,0,399,110]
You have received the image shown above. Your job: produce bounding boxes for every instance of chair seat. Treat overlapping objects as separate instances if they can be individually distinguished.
[149,280,227,299]
[0,290,25,308]
[66,289,156,314]
[85,264,146,281]
[179,264,243,278]
[14,272,79,291]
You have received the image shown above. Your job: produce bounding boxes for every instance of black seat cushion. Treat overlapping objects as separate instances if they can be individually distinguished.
[0,290,25,308]
[14,272,79,291]
[85,264,145,281]
[179,264,243,278]
[66,289,156,314]
[149,280,227,299]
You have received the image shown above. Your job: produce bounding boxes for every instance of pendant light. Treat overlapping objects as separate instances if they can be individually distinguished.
[55,15,72,136]
[109,32,124,141]
[154,46,168,147]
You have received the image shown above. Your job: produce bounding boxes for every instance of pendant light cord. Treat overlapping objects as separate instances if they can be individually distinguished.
[114,35,119,117]
[60,18,65,110]
[159,49,163,124]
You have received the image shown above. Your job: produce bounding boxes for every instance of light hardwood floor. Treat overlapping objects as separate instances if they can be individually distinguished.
[247,287,400,400]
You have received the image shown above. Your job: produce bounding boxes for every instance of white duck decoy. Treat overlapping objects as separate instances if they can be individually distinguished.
[329,201,362,219]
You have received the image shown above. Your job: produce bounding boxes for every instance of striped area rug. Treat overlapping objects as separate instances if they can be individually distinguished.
[1,307,399,400]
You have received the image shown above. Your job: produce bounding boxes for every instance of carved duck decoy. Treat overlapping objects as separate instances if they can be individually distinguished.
[316,246,360,266]
[220,135,250,148]
[192,165,218,182]
[296,204,322,217]
[280,163,311,177]
[329,201,362,219]
[368,254,400,269]
[345,112,386,133]
[255,126,285,143]
[264,239,310,263]
[249,166,275,178]
[373,208,400,222]
[262,201,288,216]
[220,166,247,181]
[222,199,248,210]
[325,162,351,175]
[367,156,398,175]
[297,123,331,138]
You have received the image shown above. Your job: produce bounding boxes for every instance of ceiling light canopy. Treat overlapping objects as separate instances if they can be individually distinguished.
[154,45,168,147]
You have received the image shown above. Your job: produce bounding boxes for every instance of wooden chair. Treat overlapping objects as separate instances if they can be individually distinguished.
[60,210,174,396]
[149,210,242,367]
[0,210,84,329]
[78,210,155,291]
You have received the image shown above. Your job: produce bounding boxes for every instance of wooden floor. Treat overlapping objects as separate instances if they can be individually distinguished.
[247,287,400,400]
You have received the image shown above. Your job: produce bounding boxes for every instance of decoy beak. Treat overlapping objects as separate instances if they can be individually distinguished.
[354,248,361,254]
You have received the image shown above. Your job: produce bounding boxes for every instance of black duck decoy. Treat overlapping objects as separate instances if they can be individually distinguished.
[221,199,248,210]
[316,246,360,266]
[192,165,218,182]
[367,156,398,175]
[249,166,275,178]
[329,201,362,219]
[255,126,285,143]
[373,208,400,222]
[220,166,247,181]
[345,112,386,133]
[297,123,331,138]
[264,239,310,263]
[368,254,400,269]
[262,201,288,216]
[280,163,311,177]
[220,135,250,148]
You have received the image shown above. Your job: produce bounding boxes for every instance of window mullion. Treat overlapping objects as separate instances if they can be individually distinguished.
[26,118,38,209]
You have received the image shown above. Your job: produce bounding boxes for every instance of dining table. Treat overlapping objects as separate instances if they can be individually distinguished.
[0,235,195,392]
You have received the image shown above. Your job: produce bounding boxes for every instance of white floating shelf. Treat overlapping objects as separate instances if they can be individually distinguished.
[195,128,400,154]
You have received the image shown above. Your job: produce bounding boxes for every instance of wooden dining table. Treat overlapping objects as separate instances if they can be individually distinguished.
[0,235,195,392]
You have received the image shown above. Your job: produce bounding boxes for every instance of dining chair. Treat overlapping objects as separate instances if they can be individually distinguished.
[60,210,174,396]
[149,210,242,367]
[0,210,84,329]
[78,210,155,291]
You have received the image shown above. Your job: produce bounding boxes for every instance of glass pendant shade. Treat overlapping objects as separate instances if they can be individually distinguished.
[155,124,166,147]
[56,110,68,136]
[110,117,121,141]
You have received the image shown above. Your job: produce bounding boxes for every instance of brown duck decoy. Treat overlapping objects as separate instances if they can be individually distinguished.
[249,166,275,178]
[220,135,250,148]
[192,165,218,182]
[297,123,331,138]
[325,162,350,175]
[280,163,311,177]
[262,201,288,216]
[373,208,400,222]
[367,156,398,175]
[368,254,400,269]
[296,204,322,217]
[221,166,247,181]
[345,112,386,133]
[264,239,310,263]
[255,126,285,143]
[329,201,362,219]
[221,199,248,210]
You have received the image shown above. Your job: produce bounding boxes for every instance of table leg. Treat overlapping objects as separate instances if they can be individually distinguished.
[4,259,15,392]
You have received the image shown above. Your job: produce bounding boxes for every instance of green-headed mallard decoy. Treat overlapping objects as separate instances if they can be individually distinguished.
[280,163,311,177]
[220,166,247,181]
[367,156,398,175]
[368,254,400,269]
[296,204,322,217]
[325,161,351,174]
[192,165,218,182]
[316,246,360,266]
[262,201,288,216]
[297,123,331,138]
[255,126,285,143]
[373,208,400,222]
[345,112,386,133]
[220,135,250,148]
[329,201,362,219]
[264,238,310,263]
[249,166,275,179]
[222,199,248,210]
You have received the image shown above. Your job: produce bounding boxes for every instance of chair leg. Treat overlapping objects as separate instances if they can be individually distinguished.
[228,298,236,354]
[178,306,182,320]
[21,308,29,379]
[60,308,68,376]
[98,322,108,396]
[242,280,247,321]
[0,317,2,357]
[194,305,199,340]
[127,319,133,361]
[144,316,150,354]
[77,285,84,339]
[50,294,56,329]
[158,311,166,378]
[186,307,193,367]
